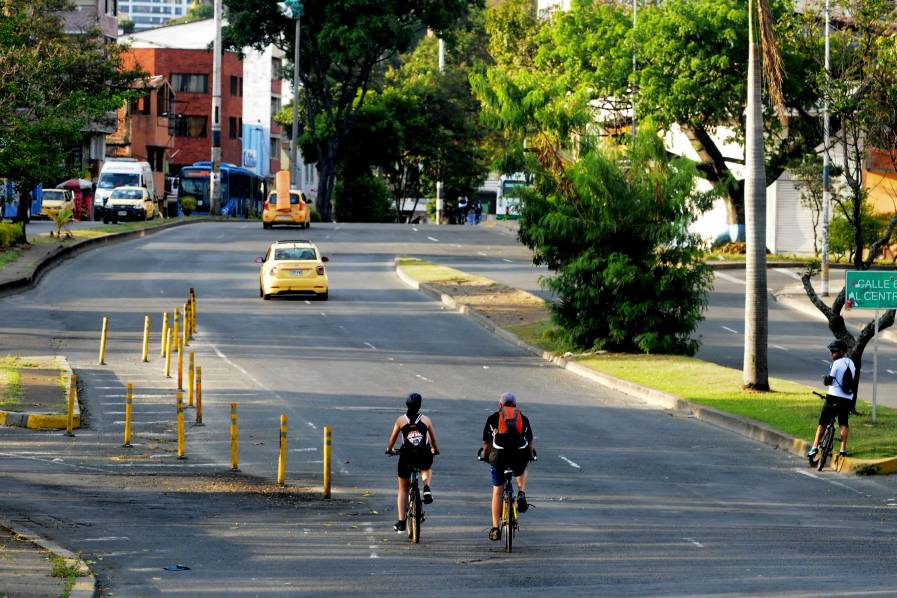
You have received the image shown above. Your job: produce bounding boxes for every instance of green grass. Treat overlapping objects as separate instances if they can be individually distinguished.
[506,319,571,355]
[397,256,492,285]
[50,553,87,598]
[31,216,195,245]
[0,364,21,407]
[0,248,20,267]
[579,353,897,459]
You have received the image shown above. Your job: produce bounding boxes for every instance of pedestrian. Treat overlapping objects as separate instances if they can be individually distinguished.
[457,195,469,225]
[473,200,483,225]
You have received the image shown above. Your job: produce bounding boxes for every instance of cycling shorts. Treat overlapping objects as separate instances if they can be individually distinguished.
[490,449,528,486]
[819,395,853,428]
[397,451,433,479]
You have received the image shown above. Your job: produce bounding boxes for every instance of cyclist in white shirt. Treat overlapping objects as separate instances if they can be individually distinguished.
[808,339,857,459]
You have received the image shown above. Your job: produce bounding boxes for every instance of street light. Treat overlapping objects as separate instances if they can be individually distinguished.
[278,0,303,189]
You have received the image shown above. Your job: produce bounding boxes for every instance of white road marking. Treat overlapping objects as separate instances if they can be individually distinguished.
[683,537,704,548]
[113,420,171,425]
[559,455,581,469]
[307,422,317,430]
[477,251,487,256]
[821,359,831,365]
[774,268,802,280]
[714,271,745,285]
[412,227,418,232]
[722,326,739,334]
[502,258,513,263]
[427,236,439,243]
[82,537,130,542]
[772,344,787,351]
[415,374,431,382]
[320,312,326,317]
[209,344,269,391]
[305,300,311,305]
[483,366,489,369]
[290,447,317,453]
[364,342,377,350]
[794,468,866,494]
[888,369,897,375]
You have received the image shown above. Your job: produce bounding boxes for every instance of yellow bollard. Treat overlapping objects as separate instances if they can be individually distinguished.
[176,390,186,460]
[164,328,173,378]
[65,374,77,437]
[177,338,183,390]
[190,288,197,333]
[277,414,288,486]
[195,366,203,425]
[141,315,151,363]
[182,302,189,347]
[123,383,133,448]
[98,316,109,365]
[230,403,239,471]
[187,352,195,407]
[323,426,332,499]
[160,311,169,357]
[172,308,180,356]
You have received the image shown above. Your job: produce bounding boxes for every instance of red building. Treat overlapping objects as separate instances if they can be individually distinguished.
[122,46,243,175]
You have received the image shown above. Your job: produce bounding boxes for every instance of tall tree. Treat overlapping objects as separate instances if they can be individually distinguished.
[223,0,479,222]
[0,0,144,237]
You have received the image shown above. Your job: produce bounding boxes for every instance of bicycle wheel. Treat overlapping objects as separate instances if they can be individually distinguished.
[817,423,835,471]
[503,495,514,553]
[410,489,422,544]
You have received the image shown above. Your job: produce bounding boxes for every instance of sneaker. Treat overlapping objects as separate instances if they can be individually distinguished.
[517,491,528,513]
[839,450,849,457]
[423,485,433,504]
[488,527,501,541]
[807,446,818,458]
[393,520,406,533]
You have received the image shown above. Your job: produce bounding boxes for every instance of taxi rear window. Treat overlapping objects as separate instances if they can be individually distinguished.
[273,247,317,261]
[268,193,303,205]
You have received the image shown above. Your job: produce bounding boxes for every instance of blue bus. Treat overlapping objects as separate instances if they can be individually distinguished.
[177,162,264,217]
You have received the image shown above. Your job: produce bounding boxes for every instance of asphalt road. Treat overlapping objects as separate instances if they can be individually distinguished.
[3,222,897,596]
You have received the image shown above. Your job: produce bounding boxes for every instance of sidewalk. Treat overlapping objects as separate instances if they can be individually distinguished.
[0,521,93,598]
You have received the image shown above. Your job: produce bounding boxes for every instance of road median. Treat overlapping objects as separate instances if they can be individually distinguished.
[395,256,897,475]
[0,355,79,430]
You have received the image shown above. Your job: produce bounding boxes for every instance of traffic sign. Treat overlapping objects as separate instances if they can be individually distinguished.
[845,270,897,310]
[277,0,303,18]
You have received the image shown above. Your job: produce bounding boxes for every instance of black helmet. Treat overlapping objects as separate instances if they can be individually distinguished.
[405,392,422,411]
[827,339,848,354]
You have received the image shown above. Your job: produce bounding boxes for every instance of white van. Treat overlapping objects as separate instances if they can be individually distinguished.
[95,159,155,221]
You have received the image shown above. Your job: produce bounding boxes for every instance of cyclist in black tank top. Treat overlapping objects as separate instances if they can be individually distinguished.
[385,393,440,533]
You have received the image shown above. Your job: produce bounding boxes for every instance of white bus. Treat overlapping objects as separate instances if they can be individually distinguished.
[496,173,527,220]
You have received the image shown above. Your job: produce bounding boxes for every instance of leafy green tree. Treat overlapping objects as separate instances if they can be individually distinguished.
[223,0,479,222]
[0,0,144,237]
[519,130,713,354]
[166,1,213,26]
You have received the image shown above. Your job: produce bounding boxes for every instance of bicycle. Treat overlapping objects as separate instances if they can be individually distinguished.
[810,391,837,471]
[387,448,432,543]
[498,467,518,552]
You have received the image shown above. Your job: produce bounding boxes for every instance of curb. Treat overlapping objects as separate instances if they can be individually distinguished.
[0,356,80,430]
[396,258,896,475]
[0,217,209,298]
[0,518,96,598]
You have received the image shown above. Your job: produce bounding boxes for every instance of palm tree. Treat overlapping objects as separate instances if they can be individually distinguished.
[743,0,785,391]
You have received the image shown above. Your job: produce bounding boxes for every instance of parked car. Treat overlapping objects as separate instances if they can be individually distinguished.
[256,240,329,300]
[104,186,156,223]
[262,190,311,229]
[40,189,75,220]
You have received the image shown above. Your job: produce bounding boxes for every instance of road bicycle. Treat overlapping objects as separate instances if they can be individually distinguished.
[498,467,519,553]
[810,391,837,471]
[388,448,431,543]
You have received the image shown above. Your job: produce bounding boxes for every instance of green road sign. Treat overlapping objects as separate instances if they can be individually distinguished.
[845,270,897,310]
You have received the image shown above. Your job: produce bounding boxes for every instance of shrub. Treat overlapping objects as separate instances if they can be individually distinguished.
[180,195,197,215]
[0,223,25,248]
[333,174,395,222]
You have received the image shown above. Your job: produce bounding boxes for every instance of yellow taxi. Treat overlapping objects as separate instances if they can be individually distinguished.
[104,186,156,223]
[262,190,311,229]
[40,189,75,219]
[257,240,329,300]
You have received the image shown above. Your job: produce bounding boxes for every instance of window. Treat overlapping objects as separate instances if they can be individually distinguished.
[174,116,208,138]
[271,96,280,115]
[270,137,279,158]
[170,73,208,93]
[228,117,238,139]
[272,57,283,79]
[130,95,150,115]
[229,76,243,96]
[156,85,173,116]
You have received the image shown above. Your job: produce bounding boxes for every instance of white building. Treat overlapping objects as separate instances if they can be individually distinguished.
[119,0,190,31]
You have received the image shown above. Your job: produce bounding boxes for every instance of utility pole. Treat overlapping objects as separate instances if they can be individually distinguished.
[821,0,831,296]
[210,0,222,215]
[278,1,303,189]
[631,0,637,140]
[436,37,445,225]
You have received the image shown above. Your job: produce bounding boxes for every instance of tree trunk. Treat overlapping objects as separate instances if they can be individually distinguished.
[317,154,336,223]
[743,5,769,391]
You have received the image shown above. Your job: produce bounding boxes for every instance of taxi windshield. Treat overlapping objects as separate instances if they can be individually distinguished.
[111,189,143,200]
[98,173,139,189]
[43,191,66,201]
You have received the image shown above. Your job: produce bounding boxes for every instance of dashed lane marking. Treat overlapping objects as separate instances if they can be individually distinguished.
[502,258,513,263]
[714,272,745,285]
[364,342,377,350]
[722,326,739,334]
[477,251,487,256]
[772,344,787,351]
[427,236,439,242]
[559,455,581,469]
[683,538,704,548]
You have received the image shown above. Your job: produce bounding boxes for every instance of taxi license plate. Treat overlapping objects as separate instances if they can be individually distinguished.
[277,215,292,222]
[118,211,127,216]
[292,269,304,276]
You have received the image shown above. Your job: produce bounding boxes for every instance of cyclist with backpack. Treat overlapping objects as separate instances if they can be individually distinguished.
[385,392,439,533]
[481,391,535,541]
[808,339,857,459]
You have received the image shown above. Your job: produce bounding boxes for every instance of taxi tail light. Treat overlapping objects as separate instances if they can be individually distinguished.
[269,265,279,276]
[263,200,271,211]
[316,264,325,276]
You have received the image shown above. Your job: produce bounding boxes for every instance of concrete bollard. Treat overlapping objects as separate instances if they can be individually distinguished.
[141,315,151,363]
[194,366,203,426]
[187,352,195,407]
[277,414,288,486]
[160,311,169,357]
[164,328,173,378]
[65,374,77,437]
[323,426,332,499]
[98,317,109,365]
[230,403,239,471]
[176,390,186,460]
[123,383,133,448]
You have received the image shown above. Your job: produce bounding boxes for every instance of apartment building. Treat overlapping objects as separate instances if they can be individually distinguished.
[119,0,190,32]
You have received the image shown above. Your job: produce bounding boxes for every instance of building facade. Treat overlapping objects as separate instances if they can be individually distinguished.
[119,0,190,32]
